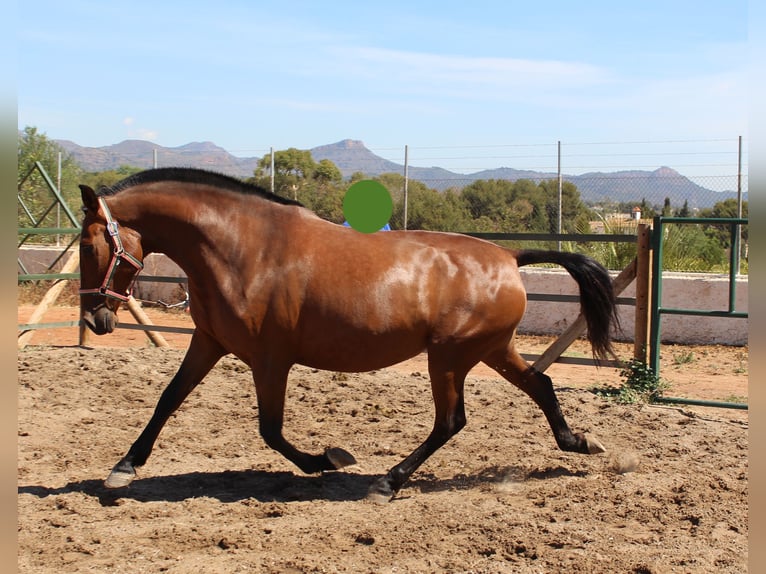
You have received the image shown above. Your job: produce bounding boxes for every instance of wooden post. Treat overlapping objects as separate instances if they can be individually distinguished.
[78,320,90,347]
[125,296,170,348]
[18,250,81,349]
[633,224,652,361]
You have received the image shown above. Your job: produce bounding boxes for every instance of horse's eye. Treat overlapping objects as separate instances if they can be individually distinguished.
[81,244,95,255]
[81,206,89,214]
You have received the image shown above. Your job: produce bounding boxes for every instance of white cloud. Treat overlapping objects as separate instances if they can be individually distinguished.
[120,116,158,140]
[134,128,159,141]
[598,68,748,138]
[330,46,610,97]
[122,117,158,141]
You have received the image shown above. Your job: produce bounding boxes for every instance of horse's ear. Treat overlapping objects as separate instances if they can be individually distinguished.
[79,185,99,213]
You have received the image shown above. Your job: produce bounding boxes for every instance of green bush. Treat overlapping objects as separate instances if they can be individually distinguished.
[592,359,669,405]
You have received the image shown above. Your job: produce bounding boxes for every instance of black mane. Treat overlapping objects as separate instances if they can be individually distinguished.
[98,167,304,207]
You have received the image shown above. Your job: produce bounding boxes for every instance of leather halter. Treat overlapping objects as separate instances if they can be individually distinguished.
[78,196,144,302]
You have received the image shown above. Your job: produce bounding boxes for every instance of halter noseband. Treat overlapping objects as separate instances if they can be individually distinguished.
[79,196,144,302]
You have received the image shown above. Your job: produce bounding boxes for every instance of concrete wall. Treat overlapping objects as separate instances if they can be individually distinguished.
[20,247,748,346]
[519,268,748,346]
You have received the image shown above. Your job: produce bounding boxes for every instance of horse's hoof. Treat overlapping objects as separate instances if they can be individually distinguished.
[585,434,607,454]
[367,490,393,504]
[104,467,135,489]
[366,477,395,504]
[325,447,357,470]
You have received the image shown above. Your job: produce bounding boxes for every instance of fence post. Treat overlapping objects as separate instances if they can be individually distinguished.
[633,224,651,361]
[403,144,409,230]
[125,296,170,348]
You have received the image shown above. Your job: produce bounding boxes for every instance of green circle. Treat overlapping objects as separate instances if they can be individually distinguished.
[343,180,393,233]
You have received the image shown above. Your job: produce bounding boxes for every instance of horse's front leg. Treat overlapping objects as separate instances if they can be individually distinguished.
[252,364,357,474]
[104,330,226,488]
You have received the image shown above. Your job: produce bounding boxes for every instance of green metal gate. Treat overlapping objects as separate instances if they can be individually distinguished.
[648,215,748,409]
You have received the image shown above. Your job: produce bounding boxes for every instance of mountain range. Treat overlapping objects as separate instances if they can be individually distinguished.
[54,137,745,209]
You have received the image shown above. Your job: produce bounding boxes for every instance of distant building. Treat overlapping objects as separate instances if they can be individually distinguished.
[589,207,650,233]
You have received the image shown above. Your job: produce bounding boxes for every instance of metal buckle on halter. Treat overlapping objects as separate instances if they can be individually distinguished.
[106,221,120,237]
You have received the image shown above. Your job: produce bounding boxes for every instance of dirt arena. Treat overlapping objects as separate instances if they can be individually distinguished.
[18,306,748,573]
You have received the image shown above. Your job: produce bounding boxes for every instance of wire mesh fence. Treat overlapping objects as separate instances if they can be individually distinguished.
[35,134,748,244]
[56,136,747,213]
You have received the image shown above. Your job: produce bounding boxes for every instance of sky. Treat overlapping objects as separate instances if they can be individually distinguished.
[17,1,748,180]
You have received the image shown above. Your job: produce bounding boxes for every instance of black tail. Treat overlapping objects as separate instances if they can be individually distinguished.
[516,249,619,362]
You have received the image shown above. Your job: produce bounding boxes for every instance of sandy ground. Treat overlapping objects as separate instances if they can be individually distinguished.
[18,305,748,572]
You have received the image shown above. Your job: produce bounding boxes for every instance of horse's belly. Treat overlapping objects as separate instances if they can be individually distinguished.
[296,329,426,373]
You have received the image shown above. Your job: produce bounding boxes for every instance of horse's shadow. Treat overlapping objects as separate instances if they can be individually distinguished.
[18,464,586,506]
[19,469,376,506]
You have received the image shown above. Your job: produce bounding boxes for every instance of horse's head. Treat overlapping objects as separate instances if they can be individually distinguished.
[78,185,144,335]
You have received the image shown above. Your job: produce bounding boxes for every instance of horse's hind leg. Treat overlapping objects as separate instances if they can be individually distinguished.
[104,330,227,488]
[368,353,471,502]
[252,364,357,475]
[483,345,606,455]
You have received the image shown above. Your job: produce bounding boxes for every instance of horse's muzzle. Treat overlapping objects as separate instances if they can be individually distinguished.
[82,305,118,335]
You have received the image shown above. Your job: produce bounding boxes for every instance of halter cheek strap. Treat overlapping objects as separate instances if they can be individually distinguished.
[79,196,144,302]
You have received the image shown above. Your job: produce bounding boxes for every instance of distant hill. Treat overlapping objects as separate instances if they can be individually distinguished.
[570,167,721,210]
[311,139,475,189]
[310,139,401,175]
[52,136,744,208]
[56,139,261,177]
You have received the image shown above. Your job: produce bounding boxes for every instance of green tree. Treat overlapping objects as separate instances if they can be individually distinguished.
[289,180,344,223]
[398,185,468,231]
[638,198,656,219]
[460,179,515,231]
[662,197,673,216]
[457,178,591,234]
[699,198,748,251]
[371,173,409,228]
[18,126,83,233]
[662,224,726,271]
[249,149,346,220]
[375,173,406,204]
[537,179,591,234]
[675,200,691,217]
[314,159,343,188]
[80,165,142,191]
[702,198,748,220]
[251,147,319,199]
[512,179,548,232]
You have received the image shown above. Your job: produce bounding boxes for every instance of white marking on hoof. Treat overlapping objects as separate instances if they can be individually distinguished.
[585,434,607,454]
[325,447,357,470]
[366,489,393,504]
[104,468,135,489]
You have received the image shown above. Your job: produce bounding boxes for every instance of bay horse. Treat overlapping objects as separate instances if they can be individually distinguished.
[78,167,618,502]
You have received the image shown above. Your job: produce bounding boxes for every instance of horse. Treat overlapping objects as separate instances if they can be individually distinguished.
[78,167,619,502]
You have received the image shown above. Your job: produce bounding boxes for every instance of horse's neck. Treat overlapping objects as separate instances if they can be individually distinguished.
[118,188,271,269]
